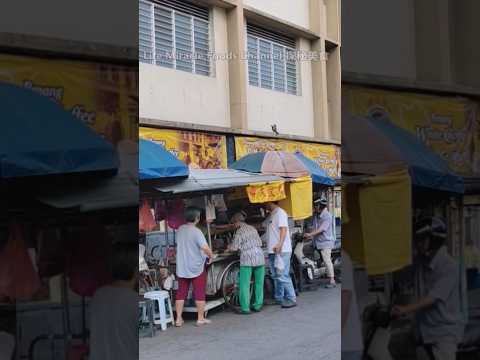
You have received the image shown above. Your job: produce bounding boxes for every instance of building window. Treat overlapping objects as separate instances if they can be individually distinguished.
[139,0,210,76]
[247,24,297,95]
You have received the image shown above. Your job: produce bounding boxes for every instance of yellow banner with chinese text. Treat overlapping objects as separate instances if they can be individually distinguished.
[235,136,340,178]
[246,181,286,203]
[343,84,480,175]
[0,53,138,144]
[140,127,228,169]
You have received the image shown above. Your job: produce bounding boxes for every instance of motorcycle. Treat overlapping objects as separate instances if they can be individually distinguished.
[291,232,341,291]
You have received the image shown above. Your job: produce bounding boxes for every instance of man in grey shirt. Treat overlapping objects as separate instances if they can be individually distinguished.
[175,207,214,327]
[392,217,464,360]
[89,242,138,360]
[304,198,336,288]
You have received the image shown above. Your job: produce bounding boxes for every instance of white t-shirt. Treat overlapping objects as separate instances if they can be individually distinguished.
[89,286,138,360]
[341,251,364,352]
[264,207,292,254]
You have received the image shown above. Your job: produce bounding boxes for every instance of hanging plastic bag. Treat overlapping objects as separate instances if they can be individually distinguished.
[139,199,156,232]
[67,222,111,297]
[274,254,285,272]
[0,223,41,302]
[166,199,186,230]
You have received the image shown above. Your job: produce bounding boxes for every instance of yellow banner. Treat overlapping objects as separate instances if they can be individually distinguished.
[343,84,480,175]
[246,181,286,203]
[0,54,138,144]
[140,127,228,169]
[235,137,341,178]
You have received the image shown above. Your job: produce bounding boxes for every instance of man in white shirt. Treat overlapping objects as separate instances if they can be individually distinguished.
[264,201,297,308]
[342,250,364,360]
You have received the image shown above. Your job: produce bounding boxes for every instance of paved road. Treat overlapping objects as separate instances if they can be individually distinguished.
[140,286,341,360]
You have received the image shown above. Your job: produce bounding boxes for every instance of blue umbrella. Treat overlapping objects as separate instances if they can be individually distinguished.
[369,117,464,194]
[0,82,118,178]
[139,139,189,180]
[294,151,336,186]
[230,150,335,186]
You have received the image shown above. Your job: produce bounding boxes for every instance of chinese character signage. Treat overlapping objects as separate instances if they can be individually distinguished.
[235,136,341,178]
[343,84,480,175]
[0,54,138,144]
[139,127,228,169]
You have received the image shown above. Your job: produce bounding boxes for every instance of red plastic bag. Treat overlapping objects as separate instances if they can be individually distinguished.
[139,199,156,232]
[67,223,111,297]
[0,223,41,302]
[166,199,186,230]
[155,199,186,230]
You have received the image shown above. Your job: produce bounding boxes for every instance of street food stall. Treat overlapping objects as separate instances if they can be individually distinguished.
[342,114,466,359]
[140,168,287,313]
[138,145,337,320]
[0,82,137,360]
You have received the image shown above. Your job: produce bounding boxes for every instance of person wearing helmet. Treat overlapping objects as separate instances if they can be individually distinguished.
[304,197,336,288]
[392,217,464,360]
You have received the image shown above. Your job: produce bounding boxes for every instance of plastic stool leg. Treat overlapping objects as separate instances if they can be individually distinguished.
[158,298,167,331]
[166,297,174,325]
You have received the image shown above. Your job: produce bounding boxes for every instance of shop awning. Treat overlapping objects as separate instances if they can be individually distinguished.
[154,169,284,194]
[0,82,118,179]
[139,139,189,180]
[369,117,464,194]
[37,172,138,212]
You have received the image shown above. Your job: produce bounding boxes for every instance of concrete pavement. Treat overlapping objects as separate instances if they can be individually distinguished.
[140,286,341,360]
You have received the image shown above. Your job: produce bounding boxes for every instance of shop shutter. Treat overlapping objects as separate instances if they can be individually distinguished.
[139,0,154,64]
[246,23,297,95]
[139,0,210,76]
[247,35,259,86]
[259,39,273,89]
[154,6,174,68]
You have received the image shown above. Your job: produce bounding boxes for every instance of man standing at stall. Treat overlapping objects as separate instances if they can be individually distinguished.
[264,201,297,308]
[304,198,336,288]
[89,242,138,360]
[392,217,464,360]
[229,211,265,314]
[175,207,215,327]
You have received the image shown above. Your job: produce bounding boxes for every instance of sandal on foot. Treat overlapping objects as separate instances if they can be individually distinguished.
[175,320,184,327]
[196,319,212,326]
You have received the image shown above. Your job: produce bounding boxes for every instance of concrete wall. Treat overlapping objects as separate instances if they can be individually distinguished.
[246,38,315,137]
[244,0,310,29]
[0,0,136,47]
[139,7,231,128]
[341,0,416,79]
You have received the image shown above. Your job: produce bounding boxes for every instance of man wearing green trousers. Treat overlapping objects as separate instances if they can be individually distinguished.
[229,211,265,314]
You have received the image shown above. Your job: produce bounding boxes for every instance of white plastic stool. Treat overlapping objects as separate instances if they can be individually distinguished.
[144,290,174,331]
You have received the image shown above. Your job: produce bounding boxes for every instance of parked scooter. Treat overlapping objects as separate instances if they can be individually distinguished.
[291,232,341,290]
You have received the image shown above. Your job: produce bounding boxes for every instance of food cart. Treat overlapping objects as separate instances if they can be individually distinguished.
[140,168,286,313]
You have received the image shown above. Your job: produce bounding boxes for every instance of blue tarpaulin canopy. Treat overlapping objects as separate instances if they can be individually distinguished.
[369,117,464,194]
[0,82,118,179]
[139,139,189,180]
